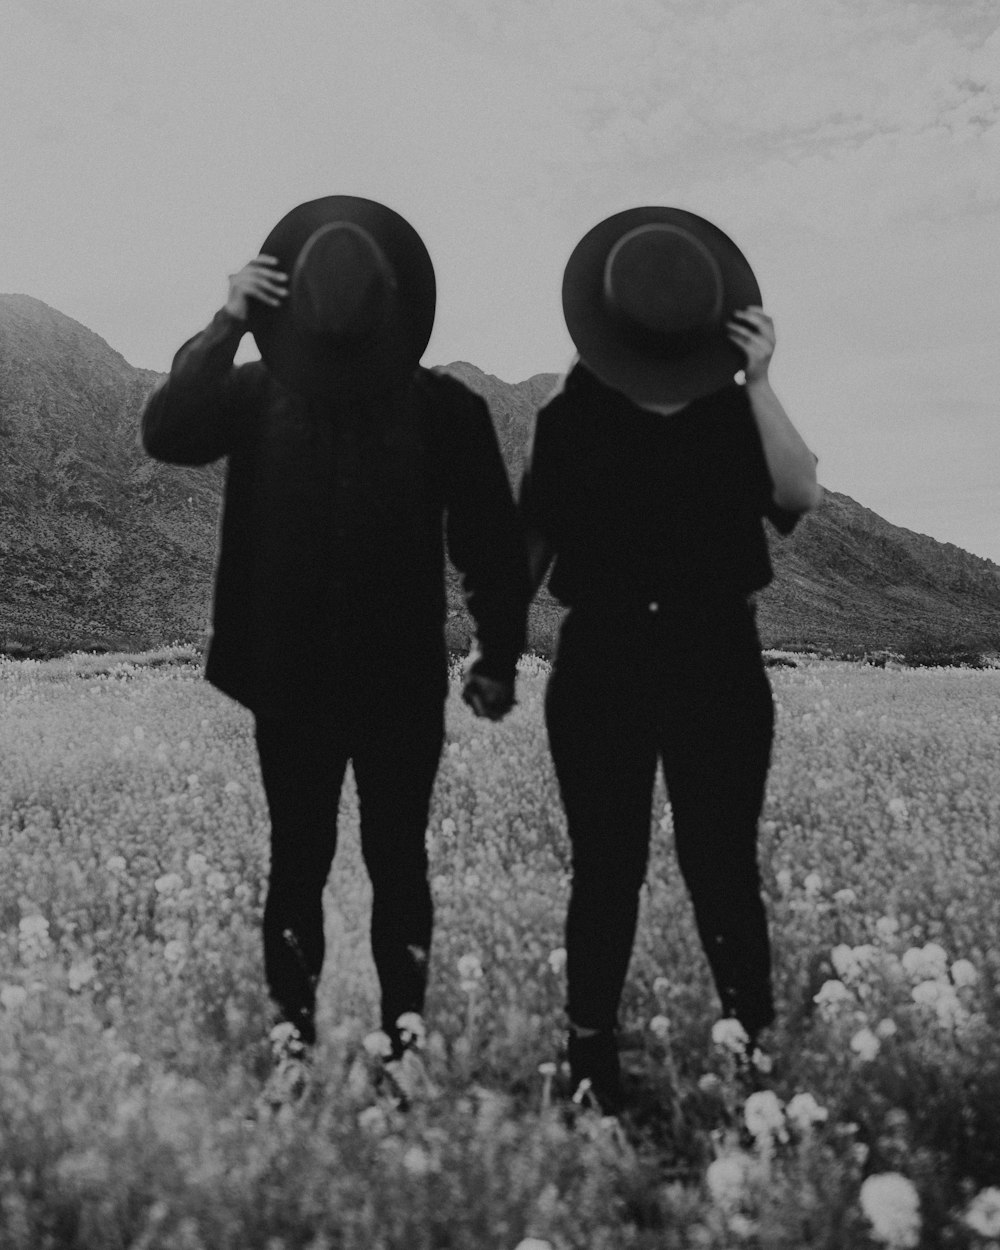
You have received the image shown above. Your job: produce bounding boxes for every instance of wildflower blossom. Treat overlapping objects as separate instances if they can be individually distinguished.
[859,1173,921,1248]
[963,1187,1000,1239]
[457,954,484,993]
[106,855,127,873]
[154,872,183,896]
[440,816,456,837]
[850,1027,881,1062]
[357,1105,389,1135]
[163,940,185,965]
[833,887,857,905]
[911,979,965,1028]
[774,868,793,894]
[813,979,853,1015]
[711,1017,749,1054]
[546,947,566,975]
[648,1014,671,1041]
[875,1018,898,1039]
[886,797,909,821]
[362,1030,393,1059]
[185,852,208,875]
[223,780,243,795]
[901,942,948,982]
[803,872,823,897]
[706,1152,755,1210]
[950,958,978,988]
[875,916,900,941]
[0,985,28,1010]
[744,1090,786,1145]
[396,1012,426,1048]
[785,1092,829,1133]
[512,1241,555,1250]
[401,1145,433,1176]
[67,959,97,991]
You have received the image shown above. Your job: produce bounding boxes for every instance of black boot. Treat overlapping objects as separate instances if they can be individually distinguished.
[567,1028,624,1116]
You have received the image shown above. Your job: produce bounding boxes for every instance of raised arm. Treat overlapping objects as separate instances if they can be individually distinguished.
[141,257,288,465]
[727,307,822,515]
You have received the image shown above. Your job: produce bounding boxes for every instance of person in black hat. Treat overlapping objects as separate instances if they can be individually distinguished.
[141,197,529,1101]
[519,207,821,1114]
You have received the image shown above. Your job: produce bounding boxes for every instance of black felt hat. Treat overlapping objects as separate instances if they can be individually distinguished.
[248,196,436,398]
[562,206,761,404]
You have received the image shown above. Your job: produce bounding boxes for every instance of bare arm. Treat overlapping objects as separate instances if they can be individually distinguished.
[727,307,822,515]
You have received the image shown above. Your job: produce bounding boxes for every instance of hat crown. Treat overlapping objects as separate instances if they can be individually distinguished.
[603,224,724,339]
[291,222,398,342]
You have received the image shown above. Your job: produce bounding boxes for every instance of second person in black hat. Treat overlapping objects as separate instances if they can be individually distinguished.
[520,207,821,1114]
[141,197,529,1104]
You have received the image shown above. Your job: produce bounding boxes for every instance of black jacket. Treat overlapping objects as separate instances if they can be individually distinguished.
[141,309,528,716]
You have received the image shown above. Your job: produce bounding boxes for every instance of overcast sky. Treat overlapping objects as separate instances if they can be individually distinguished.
[3,0,998,561]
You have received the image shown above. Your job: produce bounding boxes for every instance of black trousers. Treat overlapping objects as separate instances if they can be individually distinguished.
[545,601,776,1039]
[254,700,445,1045]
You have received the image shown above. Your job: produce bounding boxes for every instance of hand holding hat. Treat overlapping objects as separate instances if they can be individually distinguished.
[225,256,288,322]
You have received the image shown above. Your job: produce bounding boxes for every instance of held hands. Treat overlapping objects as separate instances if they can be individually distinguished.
[225,255,288,322]
[726,306,774,383]
[461,672,515,722]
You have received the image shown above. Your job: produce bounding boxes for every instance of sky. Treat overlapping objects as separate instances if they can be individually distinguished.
[3,0,998,561]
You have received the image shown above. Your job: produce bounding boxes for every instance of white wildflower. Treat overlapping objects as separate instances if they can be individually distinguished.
[0,985,28,1010]
[457,954,483,985]
[223,780,243,795]
[648,1014,671,1041]
[774,868,793,894]
[711,1017,749,1054]
[875,1018,898,1040]
[67,959,97,992]
[911,979,965,1028]
[396,1012,427,1048]
[357,1105,389,1135]
[963,1187,1000,1239]
[706,1152,755,1210]
[401,1144,433,1176]
[547,947,566,975]
[850,1027,881,1062]
[833,888,857,905]
[901,942,948,982]
[106,855,127,874]
[698,1073,722,1094]
[785,1092,829,1133]
[362,1030,393,1059]
[803,872,823,897]
[206,871,227,892]
[512,1241,555,1250]
[154,872,183,896]
[950,958,978,988]
[18,914,49,938]
[440,816,456,837]
[185,852,208,876]
[875,916,900,942]
[859,1173,920,1248]
[163,940,185,965]
[652,975,672,998]
[744,1090,786,1144]
[886,797,909,822]
[813,979,854,1015]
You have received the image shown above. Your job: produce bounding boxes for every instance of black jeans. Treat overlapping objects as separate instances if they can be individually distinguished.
[254,700,445,1045]
[545,600,776,1038]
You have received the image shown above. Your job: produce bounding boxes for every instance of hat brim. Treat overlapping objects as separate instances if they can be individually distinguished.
[562,207,761,405]
[248,196,436,398]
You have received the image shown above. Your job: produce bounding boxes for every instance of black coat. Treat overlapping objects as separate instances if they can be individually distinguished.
[141,310,528,717]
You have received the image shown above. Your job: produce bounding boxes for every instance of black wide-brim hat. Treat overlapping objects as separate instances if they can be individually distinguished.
[562,206,761,405]
[248,196,436,398]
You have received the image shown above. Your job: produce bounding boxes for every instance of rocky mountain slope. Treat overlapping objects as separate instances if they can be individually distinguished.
[1,295,997,660]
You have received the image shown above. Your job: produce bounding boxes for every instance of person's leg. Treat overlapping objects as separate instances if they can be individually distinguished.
[350,699,445,1052]
[255,715,348,1046]
[659,655,776,1041]
[545,616,659,1106]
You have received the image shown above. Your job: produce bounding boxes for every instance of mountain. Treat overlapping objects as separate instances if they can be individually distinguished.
[0,296,998,660]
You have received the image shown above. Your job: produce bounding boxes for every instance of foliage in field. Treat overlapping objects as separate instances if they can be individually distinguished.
[0,655,998,1248]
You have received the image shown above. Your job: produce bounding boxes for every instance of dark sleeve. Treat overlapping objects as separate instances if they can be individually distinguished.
[517,385,567,544]
[434,373,530,684]
[140,309,259,465]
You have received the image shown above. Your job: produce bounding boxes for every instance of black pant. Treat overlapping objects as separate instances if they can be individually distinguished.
[545,601,776,1038]
[254,700,445,1045]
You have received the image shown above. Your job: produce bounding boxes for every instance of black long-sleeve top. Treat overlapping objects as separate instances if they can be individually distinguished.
[142,309,528,717]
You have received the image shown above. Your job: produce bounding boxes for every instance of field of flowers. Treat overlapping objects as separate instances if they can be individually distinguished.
[1,650,999,1249]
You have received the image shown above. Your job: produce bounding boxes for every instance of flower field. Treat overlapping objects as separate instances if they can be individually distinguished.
[1,652,999,1249]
